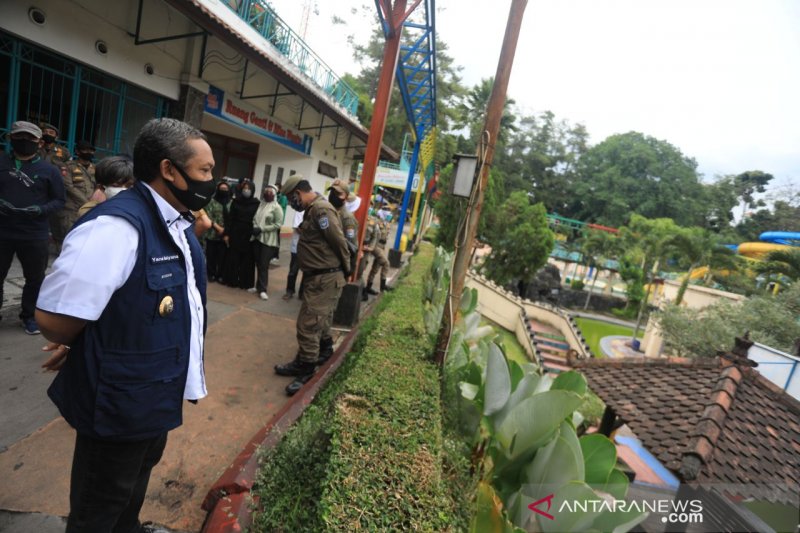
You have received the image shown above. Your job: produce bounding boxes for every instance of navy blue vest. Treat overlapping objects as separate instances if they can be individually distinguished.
[47,181,207,441]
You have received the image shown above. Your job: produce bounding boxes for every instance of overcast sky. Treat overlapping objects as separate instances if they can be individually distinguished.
[268,0,799,189]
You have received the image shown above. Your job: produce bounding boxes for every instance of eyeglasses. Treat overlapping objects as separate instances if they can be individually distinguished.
[10,168,35,187]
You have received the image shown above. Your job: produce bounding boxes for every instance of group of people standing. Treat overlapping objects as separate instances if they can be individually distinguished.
[199,178,283,300]
[0,121,133,335]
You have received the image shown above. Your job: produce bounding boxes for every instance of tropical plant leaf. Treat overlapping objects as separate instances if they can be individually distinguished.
[491,373,542,430]
[522,421,585,513]
[460,382,480,401]
[551,371,588,397]
[592,505,649,533]
[600,468,630,500]
[484,343,512,416]
[461,287,479,314]
[496,391,583,460]
[471,480,506,533]
[580,434,617,487]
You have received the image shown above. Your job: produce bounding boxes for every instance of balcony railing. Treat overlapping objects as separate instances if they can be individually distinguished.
[223,0,359,116]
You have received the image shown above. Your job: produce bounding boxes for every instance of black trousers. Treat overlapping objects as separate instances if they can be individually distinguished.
[66,432,168,533]
[205,239,226,280]
[253,242,279,293]
[285,252,300,294]
[0,238,49,320]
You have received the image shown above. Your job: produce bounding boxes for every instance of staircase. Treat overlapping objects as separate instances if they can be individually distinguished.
[529,320,572,373]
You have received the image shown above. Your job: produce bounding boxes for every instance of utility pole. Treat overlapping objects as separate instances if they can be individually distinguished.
[435,0,528,365]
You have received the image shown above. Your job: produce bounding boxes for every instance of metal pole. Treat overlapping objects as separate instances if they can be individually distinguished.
[393,138,420,249]
[352,0,408,279]
[435,0,528,365]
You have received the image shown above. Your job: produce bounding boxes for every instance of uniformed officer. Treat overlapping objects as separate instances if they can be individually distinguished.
[275,175,351,396]
[52,140,96,248]
[38,122,71,166]
[359,212,392,299]
[36,118,216,532]
[321,178,359,361]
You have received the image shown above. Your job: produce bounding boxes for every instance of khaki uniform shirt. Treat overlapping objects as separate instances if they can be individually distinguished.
[363,217,379,250]
[39,145,71,167]
[63,160,96,212]
[297,194,350,273]
[337,205,358,250]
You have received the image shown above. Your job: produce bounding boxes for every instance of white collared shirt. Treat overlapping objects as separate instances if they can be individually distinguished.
[37,183,207,400]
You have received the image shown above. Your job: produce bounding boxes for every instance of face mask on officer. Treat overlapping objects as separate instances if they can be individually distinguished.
[166,160,217,211]
[263,189,275,202]
[10,137,39,158]
[42,134,56,145]
[242,188,253,199]
[289,191,304,212]
[78,152,94,162]
[328,190,345,209]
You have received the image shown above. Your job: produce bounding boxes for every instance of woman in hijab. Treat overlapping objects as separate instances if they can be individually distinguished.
[249,184,283,300]
[221,179,259,289]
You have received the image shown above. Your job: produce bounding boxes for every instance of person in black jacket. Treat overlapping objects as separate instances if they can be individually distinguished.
[221,179,259,288]
[0,121,65,334]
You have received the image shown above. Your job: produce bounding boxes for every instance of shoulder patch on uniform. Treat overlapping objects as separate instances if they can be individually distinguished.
[319,215,330,229]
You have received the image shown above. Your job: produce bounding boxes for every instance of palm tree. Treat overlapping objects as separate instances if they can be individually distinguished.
[581,230,620,310]
[455,78,517,147]
[755,248,800,289]
[665,227,738,305]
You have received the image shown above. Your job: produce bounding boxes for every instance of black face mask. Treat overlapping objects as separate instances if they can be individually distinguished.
[215,190,230,203]
[289,193,304,212]
[42,134,56,144]
[10,138,39,157]
[78,152,94,162]
[166,161,217,211]
[328,191,345,209]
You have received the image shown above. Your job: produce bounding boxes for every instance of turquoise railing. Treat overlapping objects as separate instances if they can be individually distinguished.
[223,0,359,116]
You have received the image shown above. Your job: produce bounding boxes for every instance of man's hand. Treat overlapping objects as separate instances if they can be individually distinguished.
[41,342,70,372]
[251,227,262,236]
[223,235,230,247]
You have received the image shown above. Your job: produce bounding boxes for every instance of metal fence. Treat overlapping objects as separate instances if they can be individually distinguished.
[223,0,359,116]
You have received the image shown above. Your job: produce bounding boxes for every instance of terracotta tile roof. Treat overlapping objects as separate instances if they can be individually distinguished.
[575,356,800,505]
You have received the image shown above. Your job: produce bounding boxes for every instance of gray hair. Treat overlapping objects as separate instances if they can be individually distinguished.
[133,118,206,183]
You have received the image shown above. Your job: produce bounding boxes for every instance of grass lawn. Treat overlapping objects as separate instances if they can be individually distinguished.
[482,319,531,367]
[575,317,643,357]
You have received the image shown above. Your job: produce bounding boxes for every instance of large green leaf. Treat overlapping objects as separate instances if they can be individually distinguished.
[496,390,583,460]
[507,359,525,390]
[552,371,588,397]
[471,480,506,533]
[580,434,618,487]
[484,343,512,416]
[491,373,541,429]
[461,287,478,314]
[599,468,630,500]
[521,421,585,527]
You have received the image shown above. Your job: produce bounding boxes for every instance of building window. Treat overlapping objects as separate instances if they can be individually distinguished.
[318,161,337,178]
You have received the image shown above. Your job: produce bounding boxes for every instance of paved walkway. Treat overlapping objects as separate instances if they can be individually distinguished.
[0,234,397,532]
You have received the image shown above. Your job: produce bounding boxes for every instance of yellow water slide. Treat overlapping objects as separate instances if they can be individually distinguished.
[736,242,791,260]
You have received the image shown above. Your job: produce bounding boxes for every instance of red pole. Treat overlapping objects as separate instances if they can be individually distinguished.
[353,0,408,279]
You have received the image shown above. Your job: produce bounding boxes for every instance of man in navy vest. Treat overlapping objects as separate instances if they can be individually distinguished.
[35,118,216,533]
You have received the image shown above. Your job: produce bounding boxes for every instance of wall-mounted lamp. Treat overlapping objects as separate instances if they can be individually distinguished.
[450,154,478,198]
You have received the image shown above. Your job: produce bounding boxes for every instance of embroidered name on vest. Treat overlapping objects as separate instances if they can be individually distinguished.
[151,254,180,264]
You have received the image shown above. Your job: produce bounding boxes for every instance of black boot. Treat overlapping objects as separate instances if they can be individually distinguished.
[361,288,369,302]
[286,372,315,396]
[275,357,317,377]
[380,279,393,292]
[319,336,334,364]
[366,280,379,295]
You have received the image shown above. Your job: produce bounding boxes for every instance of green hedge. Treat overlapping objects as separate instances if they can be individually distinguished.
[252,243,463,531]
